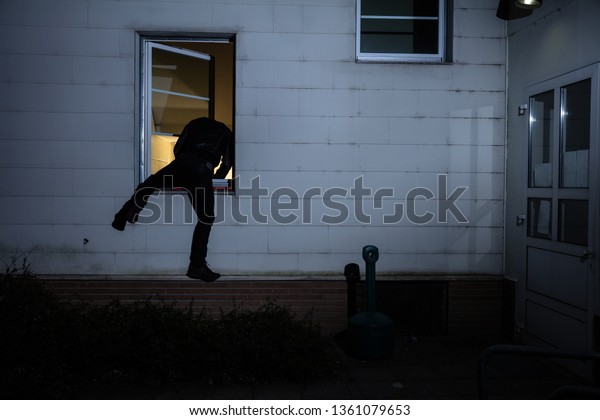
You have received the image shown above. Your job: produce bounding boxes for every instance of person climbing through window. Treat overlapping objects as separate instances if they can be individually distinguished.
[112,117,233,282]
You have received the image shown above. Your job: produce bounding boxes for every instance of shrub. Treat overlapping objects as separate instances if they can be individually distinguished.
[0,272,332,398]
[213,302,329,383]
[0,262,81,397]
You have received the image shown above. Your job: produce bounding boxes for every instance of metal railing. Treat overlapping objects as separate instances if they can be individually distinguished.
[478,344,600,399]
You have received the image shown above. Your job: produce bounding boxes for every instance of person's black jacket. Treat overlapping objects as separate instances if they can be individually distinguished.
[173,117,233,179]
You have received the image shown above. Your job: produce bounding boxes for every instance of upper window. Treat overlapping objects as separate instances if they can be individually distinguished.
[139,35,235,189]
[356,0,447,62]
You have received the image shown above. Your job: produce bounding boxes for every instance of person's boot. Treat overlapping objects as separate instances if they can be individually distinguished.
[111,205,140,231]
[186,262,220,282]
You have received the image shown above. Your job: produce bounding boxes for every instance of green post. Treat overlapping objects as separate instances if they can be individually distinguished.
[347,245,394,360]
[362,245,379,313]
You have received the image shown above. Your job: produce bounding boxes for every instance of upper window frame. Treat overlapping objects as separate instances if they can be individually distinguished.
[137,33,235,190]
[356,0,448,63]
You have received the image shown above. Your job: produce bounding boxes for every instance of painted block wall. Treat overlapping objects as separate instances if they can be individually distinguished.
[0,0,506,276]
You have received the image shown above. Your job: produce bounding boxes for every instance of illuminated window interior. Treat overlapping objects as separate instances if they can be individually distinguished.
[141,35,235,188]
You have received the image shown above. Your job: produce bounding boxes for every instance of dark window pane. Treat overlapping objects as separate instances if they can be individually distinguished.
[560,79,591,188]
[559,200,588,245]
[528,198,552,240]
[361,18,438,54]
[362,0,438,18]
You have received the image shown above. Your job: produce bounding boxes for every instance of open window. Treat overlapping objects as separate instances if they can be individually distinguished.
[139,35,235,190]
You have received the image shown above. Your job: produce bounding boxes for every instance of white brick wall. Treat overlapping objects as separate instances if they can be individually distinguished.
[0,0,506,276]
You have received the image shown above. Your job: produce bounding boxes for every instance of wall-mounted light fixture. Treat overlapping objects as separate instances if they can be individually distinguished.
[515,0,543,9]
[497,0,543,20]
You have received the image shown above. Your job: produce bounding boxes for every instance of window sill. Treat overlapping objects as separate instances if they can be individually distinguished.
[356,56,449,64]
[166,185,234,195]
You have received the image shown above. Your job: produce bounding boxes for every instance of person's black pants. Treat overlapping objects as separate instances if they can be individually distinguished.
[115,157,215,267]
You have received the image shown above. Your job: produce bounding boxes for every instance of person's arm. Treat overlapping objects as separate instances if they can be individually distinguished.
[213,132,233,179]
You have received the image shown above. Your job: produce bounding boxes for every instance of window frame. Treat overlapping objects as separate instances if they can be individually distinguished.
[137,33,235,190]
[142,41,214,178]
[356,0,448,63]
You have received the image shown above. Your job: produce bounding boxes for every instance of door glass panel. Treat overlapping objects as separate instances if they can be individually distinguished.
[559,200,588,246]
[528,90,554,187]
[528,198,552,240]
[529,91,554,188]
[560,79,591,188]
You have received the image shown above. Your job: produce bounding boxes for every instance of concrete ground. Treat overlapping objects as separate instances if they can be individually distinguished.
[77,335,596,400]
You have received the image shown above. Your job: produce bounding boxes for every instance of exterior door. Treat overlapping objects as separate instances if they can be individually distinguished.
[522,65,598,360]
